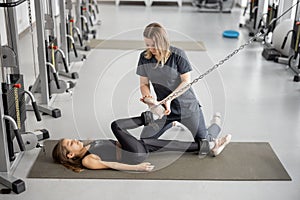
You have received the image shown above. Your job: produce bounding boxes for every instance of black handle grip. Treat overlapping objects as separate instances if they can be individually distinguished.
[72,43,78,58]
[281,36,288,49]
[257,19,263,30]
[89,16,94,27]
[78,33,83,47]
[62,56,69,73]
[53,73,61,89]
[85,22,90,33]
[92,10,96,20]
[14,130,25,151]
[32,102,42,121]
[95,4,99,13]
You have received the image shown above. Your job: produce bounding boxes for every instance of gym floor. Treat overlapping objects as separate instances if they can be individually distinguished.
[1,3,300,200]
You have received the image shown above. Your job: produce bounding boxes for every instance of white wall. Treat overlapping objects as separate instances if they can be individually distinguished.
[0,0,7,45]
[0,0,36,45]
[15,0,36,34]
[237,0,247,7]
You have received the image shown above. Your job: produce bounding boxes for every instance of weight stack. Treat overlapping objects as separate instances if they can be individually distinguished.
[1,74,26,161]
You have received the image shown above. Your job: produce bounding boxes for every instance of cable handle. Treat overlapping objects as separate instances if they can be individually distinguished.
[46,62,60,89]
[24,90,41,121]
[282,30,296,50]
[55,49,69,73]
[67,35,78,58]
[3,115,25,151]
[72,42,78,58]
[73,26,83,47]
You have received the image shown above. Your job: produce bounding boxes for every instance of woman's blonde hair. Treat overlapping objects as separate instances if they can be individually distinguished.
[143,22,170,67]
[52,139,87,173]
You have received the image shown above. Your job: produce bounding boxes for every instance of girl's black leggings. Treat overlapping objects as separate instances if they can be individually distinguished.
[110,116,199,164]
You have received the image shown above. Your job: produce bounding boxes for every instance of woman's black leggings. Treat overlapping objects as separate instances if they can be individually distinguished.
[111,116,199,164]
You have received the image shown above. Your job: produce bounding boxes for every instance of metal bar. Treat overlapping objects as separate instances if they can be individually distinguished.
[4,0,20,74]
[34,0,50,105]
[59,0,70,67]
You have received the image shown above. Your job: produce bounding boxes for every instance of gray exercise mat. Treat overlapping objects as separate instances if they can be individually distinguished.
[27,140,291,181]
[87,39,206,51]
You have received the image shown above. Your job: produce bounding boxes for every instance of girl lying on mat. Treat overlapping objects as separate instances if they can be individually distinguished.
[52,111,231,172]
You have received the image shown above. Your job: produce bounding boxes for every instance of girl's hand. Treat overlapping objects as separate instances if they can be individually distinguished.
[136,162,155,172]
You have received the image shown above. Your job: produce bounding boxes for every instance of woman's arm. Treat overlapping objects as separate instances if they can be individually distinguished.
[139,76,156,106]
[139,76,151,96]
[161,72,191,115]
[82,154,154,172]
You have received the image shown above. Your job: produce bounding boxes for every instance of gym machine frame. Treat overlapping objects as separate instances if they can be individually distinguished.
[75,0,99,44]
[0,0,49,194]
[65,0,90,52]
[192,0,235,13]
[27,0,79,118]
[58,0,83,78]
[288,1,300,82]
[240,0,266,37]
[262,1,295,65]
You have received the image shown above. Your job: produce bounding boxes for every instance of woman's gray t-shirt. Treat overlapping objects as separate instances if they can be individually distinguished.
[136,46,200,120]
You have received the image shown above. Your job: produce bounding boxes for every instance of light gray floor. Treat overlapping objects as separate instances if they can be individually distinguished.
[1,3,300,200]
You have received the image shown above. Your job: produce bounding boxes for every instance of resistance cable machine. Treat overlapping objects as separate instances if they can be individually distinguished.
[75,0,100,44]
[28,0,79,118]
[288,1,300,82]
[193,0,235,13]
[57,0,83,79]
[0,0,49,194]
[261,1,294,65]
[240,0,266,37]
[65,0,90,52]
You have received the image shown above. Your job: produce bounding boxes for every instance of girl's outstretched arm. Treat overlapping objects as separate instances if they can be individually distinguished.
[82,154,154,172]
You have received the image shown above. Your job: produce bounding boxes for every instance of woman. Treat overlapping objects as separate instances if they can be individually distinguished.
[52,111,231,172]
[137,22,219,143]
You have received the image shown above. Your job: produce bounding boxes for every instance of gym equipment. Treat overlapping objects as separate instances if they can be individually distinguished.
[65,0,90,52]
[0,0,49,194]
[28,0,83,118]
[222,30,240,38]
[262,19,293,62]
[0,73,48,194]
[287,3,300,82]
[57,0,83,79]
[193,0,235,13]
[57,0,86,68]
[260,1,295,65]
[272,1,295,65]
[75,0,100,41]
[240,0,266,37]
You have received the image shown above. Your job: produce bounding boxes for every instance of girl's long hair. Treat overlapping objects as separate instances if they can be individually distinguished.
[143,22,170,68]
[52,139,90,173]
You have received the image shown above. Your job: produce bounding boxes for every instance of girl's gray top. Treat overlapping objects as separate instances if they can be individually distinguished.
[87,140,117,162]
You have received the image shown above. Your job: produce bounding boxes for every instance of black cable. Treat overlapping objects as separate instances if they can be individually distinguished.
[0,0,26,8]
